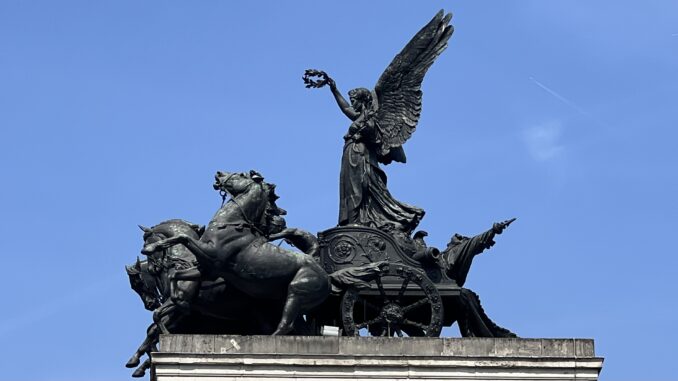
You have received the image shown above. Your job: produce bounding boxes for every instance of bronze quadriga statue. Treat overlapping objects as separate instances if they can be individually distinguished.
[124,10,518,378]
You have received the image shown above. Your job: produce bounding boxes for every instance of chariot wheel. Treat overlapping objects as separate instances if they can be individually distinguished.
[340,264,443,337]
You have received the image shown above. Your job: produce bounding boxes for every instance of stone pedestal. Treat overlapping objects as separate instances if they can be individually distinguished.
[152,335,603,381]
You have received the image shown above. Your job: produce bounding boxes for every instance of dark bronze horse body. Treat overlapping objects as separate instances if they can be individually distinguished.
[126,218,295,377]
[141,171,333,335]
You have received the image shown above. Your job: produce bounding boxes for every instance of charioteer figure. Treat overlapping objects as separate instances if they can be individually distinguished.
[441,218,517,338]
[443,218,516,287]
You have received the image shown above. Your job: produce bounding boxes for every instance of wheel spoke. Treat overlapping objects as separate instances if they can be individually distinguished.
[402,298,429,313]
[397,278,410,300]
[403,319,428,331]
[375,277,387,298]
[356,316,385,330]
[357,296,381,311]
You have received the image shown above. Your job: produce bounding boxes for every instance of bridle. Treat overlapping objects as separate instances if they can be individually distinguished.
[219,172,239,206]
[217,174,266,236]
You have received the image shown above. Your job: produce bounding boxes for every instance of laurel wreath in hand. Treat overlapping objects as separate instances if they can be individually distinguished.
[302,69,329,88]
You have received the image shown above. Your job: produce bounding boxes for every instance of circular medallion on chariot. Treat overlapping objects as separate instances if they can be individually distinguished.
[329,236,358,264]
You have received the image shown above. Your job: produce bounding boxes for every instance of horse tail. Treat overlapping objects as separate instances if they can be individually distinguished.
[288,233,320,257]
[328,261,389,294]
[461,288,517,338]
[269,228,321,257]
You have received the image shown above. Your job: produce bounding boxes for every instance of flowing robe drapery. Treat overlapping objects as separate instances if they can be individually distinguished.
[338,118,424,233]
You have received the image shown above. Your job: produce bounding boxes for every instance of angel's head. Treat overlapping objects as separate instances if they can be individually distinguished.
[348,88,372,112]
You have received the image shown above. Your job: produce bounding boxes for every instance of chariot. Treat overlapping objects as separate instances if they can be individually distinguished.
[312,226,461,337]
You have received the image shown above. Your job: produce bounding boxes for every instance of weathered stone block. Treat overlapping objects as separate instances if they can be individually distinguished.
[575,339,595,357]
[442,337,494,356]
[153,335,604,381]
[541,338,575,357]
[275,335,339,354]
[495,338,542,356]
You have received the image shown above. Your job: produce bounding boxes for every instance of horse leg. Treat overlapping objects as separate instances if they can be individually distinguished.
[155,290,194,338]
[148,270,200,333]
[154,278,199,332]
[128,308,186,378]
[273,263,330,335]
[142,234,217,264]
[170,279,199,312]
[126,347,143,368]
[272,293,303,335]
[155,301,195,335]
[132,358,151,378]
[126,323,160,368]
[142,235,186,254]
[132,340,159,378]
[153,299,178,334]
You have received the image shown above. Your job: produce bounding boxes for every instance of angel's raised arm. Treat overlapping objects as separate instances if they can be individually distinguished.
[303,70,359,121]
[327,77,359,121]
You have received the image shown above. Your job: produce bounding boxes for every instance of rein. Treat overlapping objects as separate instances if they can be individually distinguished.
[220,190,228,206]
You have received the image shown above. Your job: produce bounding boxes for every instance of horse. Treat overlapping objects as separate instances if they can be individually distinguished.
[142,170,386,335]
[127,217,301,377]
[141,170,332,335]
[124,259,161,378]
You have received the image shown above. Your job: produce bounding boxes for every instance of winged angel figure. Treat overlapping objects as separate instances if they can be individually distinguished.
[304,10,453,235]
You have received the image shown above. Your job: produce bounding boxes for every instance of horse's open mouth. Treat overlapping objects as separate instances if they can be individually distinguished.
[214,171,233,192]
[213,172,226,191]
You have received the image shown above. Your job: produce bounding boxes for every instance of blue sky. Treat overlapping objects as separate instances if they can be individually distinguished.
[1,1,677,380]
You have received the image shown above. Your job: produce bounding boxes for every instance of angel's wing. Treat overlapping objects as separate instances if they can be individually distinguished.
[373,10,453,164]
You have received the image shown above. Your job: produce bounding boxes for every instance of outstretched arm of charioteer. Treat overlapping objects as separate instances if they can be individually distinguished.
[443,218,516,287]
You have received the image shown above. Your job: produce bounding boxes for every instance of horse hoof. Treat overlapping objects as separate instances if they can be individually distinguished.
[132,367,146,378]
[125,356,140,368]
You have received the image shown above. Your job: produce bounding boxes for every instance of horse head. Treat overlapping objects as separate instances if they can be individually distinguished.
[213,170,264,196]
[137,220,204,293]
[140,220,202,249]
[126,258,161,311]
[213,170,287,236]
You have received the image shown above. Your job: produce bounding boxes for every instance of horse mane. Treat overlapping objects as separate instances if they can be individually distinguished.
[261,182,287,234]
[263,182,280,204]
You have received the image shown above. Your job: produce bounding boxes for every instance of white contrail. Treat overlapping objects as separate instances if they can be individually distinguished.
[529,76,590,117]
